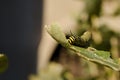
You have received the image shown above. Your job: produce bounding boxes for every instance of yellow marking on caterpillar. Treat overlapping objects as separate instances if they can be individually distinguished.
[68,39,72,44]
[69,36,75,42]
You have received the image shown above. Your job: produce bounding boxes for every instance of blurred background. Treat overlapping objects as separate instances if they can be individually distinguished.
[0,0,120,80]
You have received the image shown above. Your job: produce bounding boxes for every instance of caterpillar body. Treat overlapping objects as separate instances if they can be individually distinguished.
[67,31,91,48]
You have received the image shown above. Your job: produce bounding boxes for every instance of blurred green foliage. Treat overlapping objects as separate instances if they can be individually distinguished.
[29,62,74,80]
[0,54,8,74]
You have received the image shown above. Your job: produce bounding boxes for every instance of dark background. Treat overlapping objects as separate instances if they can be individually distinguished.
[0,0,43,80]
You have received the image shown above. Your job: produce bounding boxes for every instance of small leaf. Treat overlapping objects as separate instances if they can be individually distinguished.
[46,23,120,71]
[45,23,70,47]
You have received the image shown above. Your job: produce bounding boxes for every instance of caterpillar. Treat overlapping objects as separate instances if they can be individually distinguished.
[67,31,92,48]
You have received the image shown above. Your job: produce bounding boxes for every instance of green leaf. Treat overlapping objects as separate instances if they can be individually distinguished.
[46,24,120,71]
[70,46,120,71]
[45,23,71,47]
